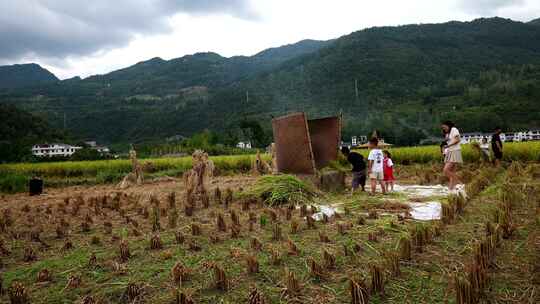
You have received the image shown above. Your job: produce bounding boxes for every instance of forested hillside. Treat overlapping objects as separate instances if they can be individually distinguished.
[0,104,66,162]
[1,17,539,146]
[529,18,540,25]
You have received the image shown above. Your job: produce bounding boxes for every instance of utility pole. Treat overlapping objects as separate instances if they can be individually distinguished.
[364,90,369,120]
[242,90,249,120]
[63,112,66,130]
[355,79,359,100]
[354,78,360,116]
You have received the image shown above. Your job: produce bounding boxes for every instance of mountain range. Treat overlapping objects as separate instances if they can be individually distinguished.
[1,17,540,148]
[0,63,58,89]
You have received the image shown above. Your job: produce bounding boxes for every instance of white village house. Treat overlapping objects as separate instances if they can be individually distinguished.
[84,141,110,154]
[32,143,82,157]
[460,132,487,144]
[526,130,540,140]
[236,141,252,149]
[461,129,540,144]
[351,135,368,147]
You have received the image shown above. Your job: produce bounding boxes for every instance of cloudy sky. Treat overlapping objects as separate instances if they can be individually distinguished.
[1,0,539,79]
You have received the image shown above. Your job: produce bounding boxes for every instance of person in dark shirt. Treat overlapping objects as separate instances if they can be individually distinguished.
[341,146,366,194]
[491,127,503,167]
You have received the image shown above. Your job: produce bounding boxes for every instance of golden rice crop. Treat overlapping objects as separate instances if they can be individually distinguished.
[0,154,264,179]
[1,141,537,185]
[353,141,540,164]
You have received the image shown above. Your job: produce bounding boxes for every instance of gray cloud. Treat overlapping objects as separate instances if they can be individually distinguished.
[0,0,255,61]
[458,0,526,15]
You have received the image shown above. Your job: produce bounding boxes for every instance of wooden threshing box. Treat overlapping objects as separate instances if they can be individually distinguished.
[271,112,341,175]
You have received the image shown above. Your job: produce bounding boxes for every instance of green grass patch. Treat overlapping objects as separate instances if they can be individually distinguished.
[0,173,27,193]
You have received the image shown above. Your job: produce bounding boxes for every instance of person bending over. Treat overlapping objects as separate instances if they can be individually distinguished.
[341,146,366,194]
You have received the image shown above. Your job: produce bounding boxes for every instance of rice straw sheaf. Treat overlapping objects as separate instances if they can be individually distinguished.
[242,175,319,206]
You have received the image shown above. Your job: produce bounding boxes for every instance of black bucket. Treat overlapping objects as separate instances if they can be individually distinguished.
[29,178,43,196]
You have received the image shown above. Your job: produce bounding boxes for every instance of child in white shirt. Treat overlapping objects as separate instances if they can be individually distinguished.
[367,137,386,195]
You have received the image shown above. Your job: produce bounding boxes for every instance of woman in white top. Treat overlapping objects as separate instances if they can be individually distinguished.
[441,121,463,190]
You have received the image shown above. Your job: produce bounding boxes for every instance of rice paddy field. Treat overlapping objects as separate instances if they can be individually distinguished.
[0,155,257,193]
[0,154,538,303]
[353,141,540,164]
[1,142,539,194]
